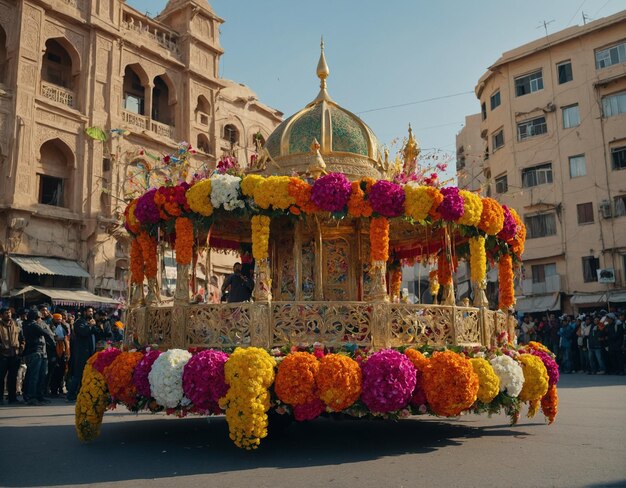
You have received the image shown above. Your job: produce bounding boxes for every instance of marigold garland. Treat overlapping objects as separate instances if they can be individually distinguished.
[429,270,440,297]
[517,354,549,403]
[275,352,320,406]
[287,177,319,214]
[316,354,362,412]
[457,190,483,226]
[186,179,213,217]
[540,384,558,424]
[470,357,500,404]
[130,238,144,285]
[241,174,265,197]
[76,355,108,442]
[469,236,487,284]
[347,181,373,218]
[104,351,144,407]
[508,207,526,257]
[437,252,454,286]
[220,347,276,449]
[404,185,435,221]
[426,187,444,219]
[405,349,430,407]
[498,254,515,309]
[422,351,479,416]
[136,231,157,279]
[174,217,194,265]
[251,215,271,260]
[390,267,402,299]
[124,199,141,235]
[370,217,389,262]
[254,176,295,210]
[478,197,505,235]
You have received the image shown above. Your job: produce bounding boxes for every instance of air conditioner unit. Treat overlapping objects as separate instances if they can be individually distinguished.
[545,102,556,112]
[599,200,613,218]
[597,268,615,284]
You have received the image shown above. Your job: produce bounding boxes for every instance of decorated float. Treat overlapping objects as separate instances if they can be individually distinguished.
[76,46,559,449]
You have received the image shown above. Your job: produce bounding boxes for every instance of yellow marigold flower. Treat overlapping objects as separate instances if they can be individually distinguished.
[241,174,265,197]
[470,357,500,404]
[186,179,213,217]
[404,185,435,221]
[251,215,271,260]
[518,354,549,403]
[457,190,483,226]
[469,236,486,284]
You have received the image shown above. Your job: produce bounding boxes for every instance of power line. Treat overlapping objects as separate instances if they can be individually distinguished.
[593,0,611,16]
[357,91,474,115]
[566,0,588,26]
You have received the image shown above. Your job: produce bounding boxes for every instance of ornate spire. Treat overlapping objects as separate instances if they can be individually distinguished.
[402,123,421,173]
[310,37,333,105]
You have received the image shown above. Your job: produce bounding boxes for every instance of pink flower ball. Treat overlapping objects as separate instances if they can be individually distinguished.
[182,350,229,412]
[92,348,122,375]
[310,173,352,212]
[293,398,326,421]
[438,187,465,221]
[369,180,405,217]
[361,349,417,413]
[133,349,162,398]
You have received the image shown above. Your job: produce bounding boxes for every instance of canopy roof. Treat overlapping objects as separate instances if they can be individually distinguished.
[10,256,90,278]
[11,286,120,307]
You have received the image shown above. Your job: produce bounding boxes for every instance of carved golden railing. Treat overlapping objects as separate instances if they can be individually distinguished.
[126,301,502,350]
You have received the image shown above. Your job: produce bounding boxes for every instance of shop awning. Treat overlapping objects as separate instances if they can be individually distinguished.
[608,292,626,303]
[515,293,560,313]
[11,286,119,307]
[570,293,606,305]
[10,256,90,278]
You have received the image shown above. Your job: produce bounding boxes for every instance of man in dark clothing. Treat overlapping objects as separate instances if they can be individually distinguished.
[66,307,103,402]
[221,262,254,303]
[588,317,607,375]
[22,310,56,405]
[0,308,25,404]
[94,310,113,344]
[606,314,624,375]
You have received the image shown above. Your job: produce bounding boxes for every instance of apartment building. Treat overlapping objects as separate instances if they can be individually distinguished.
[467,10,626,313]
[0,0,282,305]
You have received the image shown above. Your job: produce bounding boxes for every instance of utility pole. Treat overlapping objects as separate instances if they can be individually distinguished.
[537,19,555,38]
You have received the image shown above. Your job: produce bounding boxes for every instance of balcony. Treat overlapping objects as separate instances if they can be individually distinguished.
[151,120,175,139]
[41,82,75,109]
[522,274,562,295]
[60,0,78,7]
[121,109,148,131]
[121,12,180,59]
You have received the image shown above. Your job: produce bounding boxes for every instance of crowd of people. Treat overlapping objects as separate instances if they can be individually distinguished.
[517,311,626,375]
[0,304,123,405]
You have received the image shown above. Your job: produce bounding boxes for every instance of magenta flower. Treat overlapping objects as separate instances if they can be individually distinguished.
[360,349,417,413]
[369,180,405,217]
[498,205,517,241]
[293,398,325,421]
[92,348,122,375]
[530,349,560,386]
[311,173,352,212]
[135,189,161,224]
[182,350,229,413]
[133,349,162,398]
[438,187,465,221]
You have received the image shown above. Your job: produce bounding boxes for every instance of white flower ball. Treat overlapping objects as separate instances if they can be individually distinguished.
[489,355,524,397]
[148,349,192,408]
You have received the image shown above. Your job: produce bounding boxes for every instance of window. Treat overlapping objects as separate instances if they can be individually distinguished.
[224,124,239,145]
[495,174,508,194]
[557,61,573,84]
[124,94,144,114]
[532,263,556,283]
[39,175,64,207]
[614,195,626,217]
[122,66,146,115]
[481,102,487,121]
[612,146,626,170]
[522,163,553,188]
[525,213,557,239]
[562,104,580,128]
[602,91,626,117]
[577,202,594,224]
[582,256,600,282]
[569,155,586,178]
[102,158,111,173]
[490,91,501,110]
[492,129,504,151]
[515,70,543,97]
[595,42,626,69]
[517,116,547,140]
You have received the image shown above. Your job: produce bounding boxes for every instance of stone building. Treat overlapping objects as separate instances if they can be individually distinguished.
[465,10,626,313]
[0,0,282,305]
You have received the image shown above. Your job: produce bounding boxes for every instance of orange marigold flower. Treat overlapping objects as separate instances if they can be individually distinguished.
[426,187,444,220]
[540,384,558,424]
[136,231,158,279]
[175,217,194,266]
[130,238,144,285]
[347,181,373,218]
[316,354,361,412]
[275,352,320,406]
[104,351,144,407]
[498,254,515,309]
[370,217,389,262]
[288,178,319,214]
[405,349,429,372]
[478,198,505,235]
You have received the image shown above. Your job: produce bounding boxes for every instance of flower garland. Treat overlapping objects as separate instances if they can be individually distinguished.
[136,231,158,279]
[130,238,144,285]
[287,177,319,214]
[316,353,362,412]
[478,197,504,235]
[368,180,405,217]
[426,187,444,219]
[347,180,373,218]
[405,349,429,408]
[186,179,213,217]
[517,354,549,403]
[132,349,161,398]
[422,351,479,416]
[75,353,108,442]
[469,236,487,285]
[154,184,190,220]
[457,190,483,226]
[498,254,515,309]
[251,215,271,260]
[470,357,500,404]
[489,355,524,397]
[92,348,122,375]
[182,350,229,413]
[498,205,517,241]
[540,384,558,424]
[175,217,194,265]
[390,267,402,299]
[438,187,465,221]
[134,188,160,224]
[220,347,276,449]
[370,217,389,262]
[241,174,265,197]
[508,208,526,257]
[429,270,440,297]
[437,252,454,286]
[210,174,245,211]
[310,172,352,213]
[404,185,435,221]
[361,349,416,413]
[104,351,144,407]
[274,351,320,406]
[124,199,141,234]
[527,349,559,386]
[253,176,295,210]
[148,349,192,409]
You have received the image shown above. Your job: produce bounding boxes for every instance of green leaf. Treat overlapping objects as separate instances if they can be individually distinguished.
[85,126,108,142]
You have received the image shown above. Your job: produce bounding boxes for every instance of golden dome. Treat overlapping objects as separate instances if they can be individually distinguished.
[263,41,387,180]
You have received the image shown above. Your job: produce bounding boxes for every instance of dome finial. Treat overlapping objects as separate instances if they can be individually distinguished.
[310,37,333,105]
[402,123,421,174]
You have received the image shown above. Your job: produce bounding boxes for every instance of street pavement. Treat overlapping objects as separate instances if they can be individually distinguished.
[1,373,625,488]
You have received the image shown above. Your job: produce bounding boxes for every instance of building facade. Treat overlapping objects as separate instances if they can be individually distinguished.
[465,10,626,313]
[0,0,282,304]
[456,113,486,193]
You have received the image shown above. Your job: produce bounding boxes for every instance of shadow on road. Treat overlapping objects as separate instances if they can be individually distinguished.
[1,415,528,487]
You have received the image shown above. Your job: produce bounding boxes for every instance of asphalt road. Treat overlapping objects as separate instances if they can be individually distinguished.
[1,373,625,488]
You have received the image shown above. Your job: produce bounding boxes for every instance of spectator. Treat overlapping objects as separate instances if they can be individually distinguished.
[547,313,560,354]
[0,308,25,404]
[606,313,624,375]
[208,276,221,304]
[50,312,70,397]
[22,310,55,405]
[578,316,592,373]
[66,307,103,402]
[112,321,124,343]
[519,315,535,344]
[94,310,113,345]
[558,316,576,373]
[221,262,254,303]
[588,316,607,375]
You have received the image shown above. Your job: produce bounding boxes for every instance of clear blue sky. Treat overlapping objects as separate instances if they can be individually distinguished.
[129,0,625,175]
